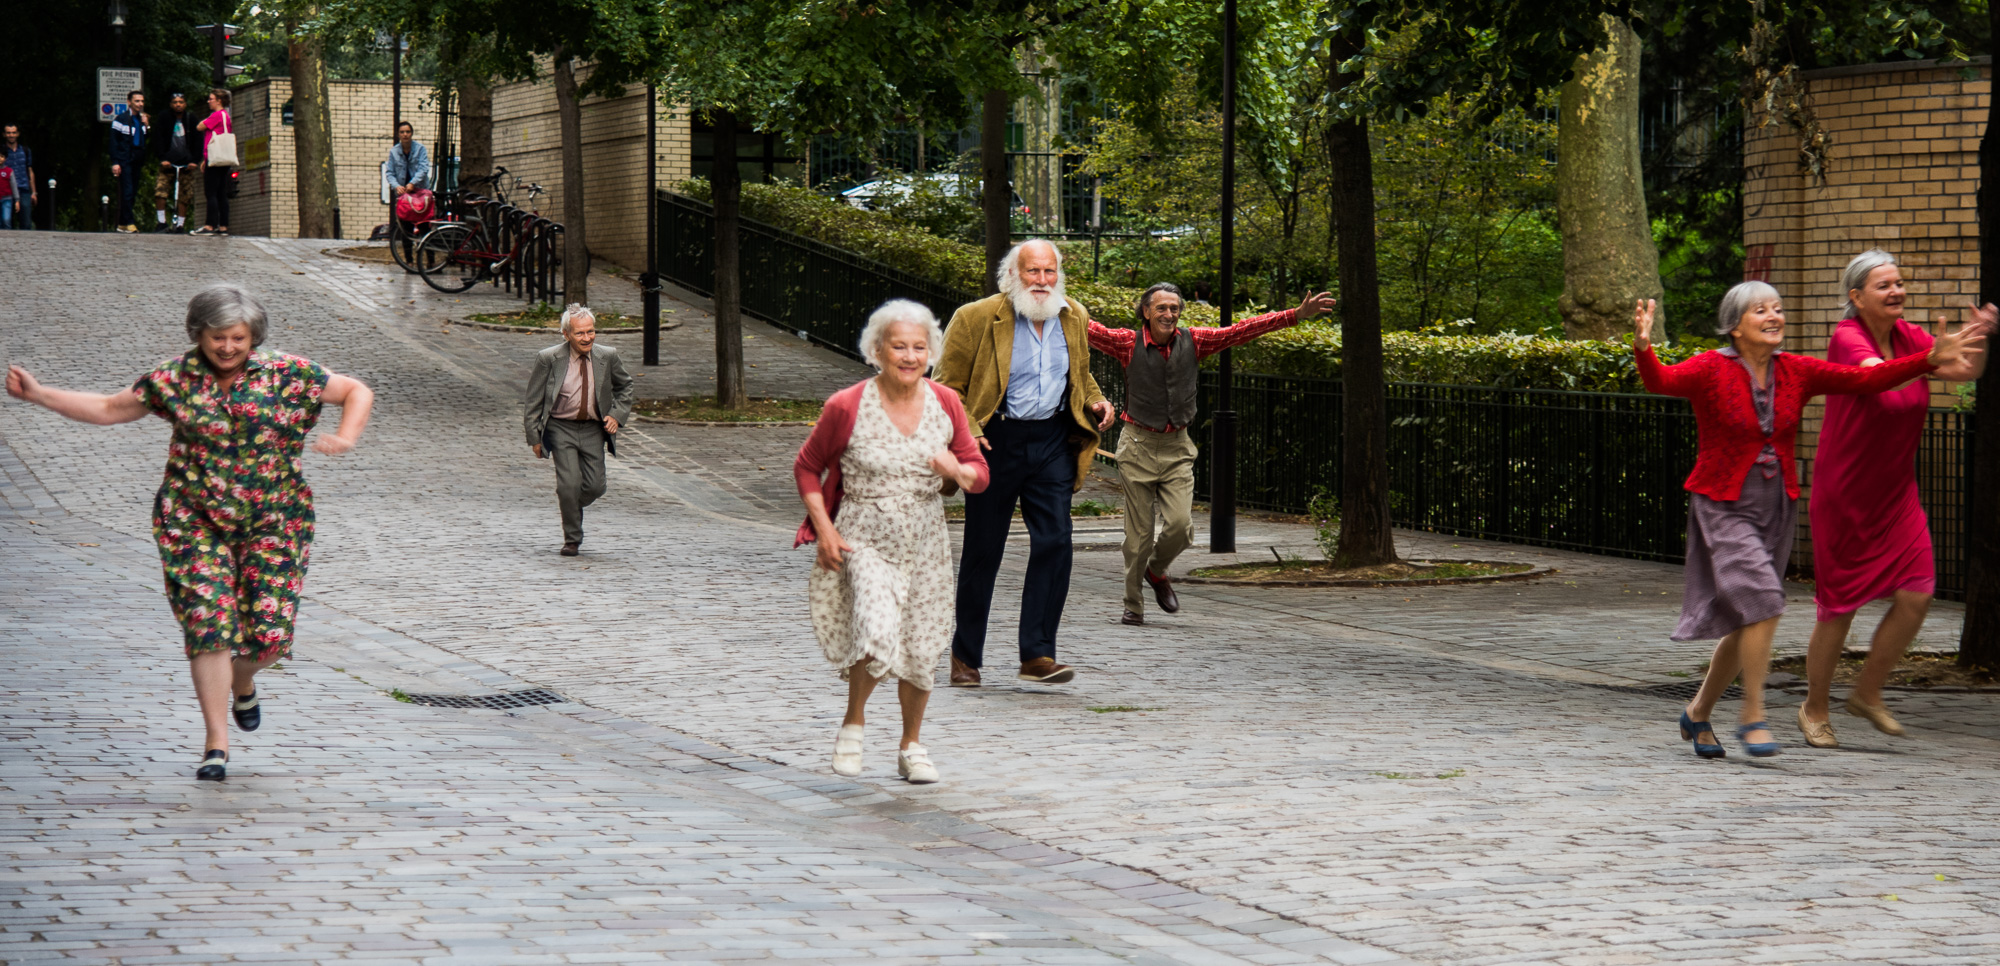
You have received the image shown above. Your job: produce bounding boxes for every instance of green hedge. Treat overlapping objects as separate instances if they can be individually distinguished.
[675,179,1710,394]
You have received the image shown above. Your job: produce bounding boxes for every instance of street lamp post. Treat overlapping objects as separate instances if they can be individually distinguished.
[108,1,127,68]
[1210,0,1238,554]
[643,84,661,366]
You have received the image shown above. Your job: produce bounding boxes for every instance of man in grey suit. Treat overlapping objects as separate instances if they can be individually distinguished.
[524,305,635,556]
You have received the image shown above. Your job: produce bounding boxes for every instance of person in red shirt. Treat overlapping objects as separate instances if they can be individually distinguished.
[1086,284,1334,625]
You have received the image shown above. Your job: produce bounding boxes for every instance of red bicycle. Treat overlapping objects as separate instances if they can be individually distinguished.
[414,181,553,294]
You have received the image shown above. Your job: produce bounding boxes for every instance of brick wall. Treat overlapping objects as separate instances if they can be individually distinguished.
[220,77,445,240]
[1740,57,1988,567]
[492,58,692,272]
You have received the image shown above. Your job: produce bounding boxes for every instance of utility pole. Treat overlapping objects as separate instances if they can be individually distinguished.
[390,31,402,136]
[643,84,661,367]
[1210,0,1238,553]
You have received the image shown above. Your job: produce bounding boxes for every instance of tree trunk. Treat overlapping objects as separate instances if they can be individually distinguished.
[1556,15,1661,340]
[289,19,339,238]
[981,87,1011,294]
[712,109,747,409]
[1326,113,1396,567]
[552,49,589,305]
[1961,40,2000,670]
[458,74,493,185]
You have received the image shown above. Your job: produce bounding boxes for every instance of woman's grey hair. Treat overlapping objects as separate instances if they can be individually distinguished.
[559,303,595,334]
[995,239,1063,295]
[1841,248,1899,318]
[1716,280,1783,338]
[184,284,268,346]
[857,299,945,372]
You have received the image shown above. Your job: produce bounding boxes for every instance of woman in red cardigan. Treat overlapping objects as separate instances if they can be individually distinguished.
[795,299,989,784]
[1633,283,1979,759]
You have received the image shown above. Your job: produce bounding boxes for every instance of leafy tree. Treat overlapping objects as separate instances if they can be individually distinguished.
[1963,0,2000,671]
[1557,16,1662,339]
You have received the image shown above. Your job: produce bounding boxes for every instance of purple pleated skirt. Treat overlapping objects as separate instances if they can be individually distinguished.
[1674,467,1796,641]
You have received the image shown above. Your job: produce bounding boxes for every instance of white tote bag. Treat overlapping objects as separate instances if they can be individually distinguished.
[207,110,239,168]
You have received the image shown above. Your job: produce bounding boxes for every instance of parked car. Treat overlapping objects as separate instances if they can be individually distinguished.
[839,173,1027,214]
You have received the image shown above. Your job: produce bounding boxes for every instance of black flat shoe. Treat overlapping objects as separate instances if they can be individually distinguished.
[196,749,228,781]
[233,689,261,731]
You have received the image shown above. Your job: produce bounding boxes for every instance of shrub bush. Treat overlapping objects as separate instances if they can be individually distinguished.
[674,180,1713,394]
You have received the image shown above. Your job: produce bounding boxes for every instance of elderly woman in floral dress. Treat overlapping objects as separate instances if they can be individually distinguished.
[7,284,374,781]
[1633,283,1979,760]
[795,299,988,784]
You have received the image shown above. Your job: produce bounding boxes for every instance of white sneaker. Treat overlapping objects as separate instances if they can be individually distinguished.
[897,744,939,784]
[832,724,864,777]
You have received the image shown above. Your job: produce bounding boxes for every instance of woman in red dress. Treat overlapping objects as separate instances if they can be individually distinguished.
[1797,250,1992,747]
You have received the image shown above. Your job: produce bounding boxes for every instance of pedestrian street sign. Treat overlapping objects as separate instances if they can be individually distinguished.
[98,68,144,122]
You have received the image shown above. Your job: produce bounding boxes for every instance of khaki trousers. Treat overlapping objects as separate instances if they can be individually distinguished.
[154,164,200,219]
[1117,423,1197,615]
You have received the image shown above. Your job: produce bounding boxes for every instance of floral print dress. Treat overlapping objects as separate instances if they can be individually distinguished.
[132,349,329,660]
[808,380,956,689]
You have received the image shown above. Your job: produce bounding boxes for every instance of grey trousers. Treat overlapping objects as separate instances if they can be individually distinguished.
[548,418,607,544]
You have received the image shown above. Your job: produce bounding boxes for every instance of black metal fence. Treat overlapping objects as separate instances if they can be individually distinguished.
[657,191,975,362]
[662,190,1976,600]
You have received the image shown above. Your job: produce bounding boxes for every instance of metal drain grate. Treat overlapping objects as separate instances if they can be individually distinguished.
[402,688,567,709]
[1587,681,1741,702]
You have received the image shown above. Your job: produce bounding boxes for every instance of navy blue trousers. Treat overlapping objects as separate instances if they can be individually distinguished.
[952,415,1075,668]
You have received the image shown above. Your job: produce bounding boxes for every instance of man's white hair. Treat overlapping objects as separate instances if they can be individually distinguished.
[858,299,945,372]
[559,303,596,334]
[996,240,1067,321]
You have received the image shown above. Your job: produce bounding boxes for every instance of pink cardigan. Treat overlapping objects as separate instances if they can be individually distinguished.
[793,378,990,547]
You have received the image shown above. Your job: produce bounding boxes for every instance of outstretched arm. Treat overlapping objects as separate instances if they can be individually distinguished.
[1630,299,1703,398]
[6,365,148,424]
[312,373,374,455]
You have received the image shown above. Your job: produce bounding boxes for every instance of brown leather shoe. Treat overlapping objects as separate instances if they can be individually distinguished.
[1147,571,1180,614]
[560,542,580,557]
[950,656,981,687]
[1018,657,1075,684]
[1121,610,1145,626]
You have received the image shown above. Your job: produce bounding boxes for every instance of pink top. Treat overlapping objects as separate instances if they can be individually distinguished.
[793,378,990,547]
[1808,317,1937,618]
[198,109,230,157]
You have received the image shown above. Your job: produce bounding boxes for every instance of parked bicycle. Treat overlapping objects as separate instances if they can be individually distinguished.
[415,180,562,298]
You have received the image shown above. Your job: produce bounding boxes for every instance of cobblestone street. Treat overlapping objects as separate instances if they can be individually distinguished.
[6,233,2000,965]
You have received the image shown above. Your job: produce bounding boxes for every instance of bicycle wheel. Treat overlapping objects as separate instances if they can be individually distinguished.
[388,218,419,273]
[416,222,483,294]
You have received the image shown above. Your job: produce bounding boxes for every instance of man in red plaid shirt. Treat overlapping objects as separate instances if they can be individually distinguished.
[1088,284,1335,625]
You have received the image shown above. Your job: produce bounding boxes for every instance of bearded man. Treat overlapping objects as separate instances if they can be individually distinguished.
[936,240,1115,687]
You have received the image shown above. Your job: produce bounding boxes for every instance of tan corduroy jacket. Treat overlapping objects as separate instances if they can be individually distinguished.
[935,292,1106,492]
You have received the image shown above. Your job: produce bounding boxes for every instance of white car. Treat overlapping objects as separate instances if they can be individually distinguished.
[839,173,1024,212]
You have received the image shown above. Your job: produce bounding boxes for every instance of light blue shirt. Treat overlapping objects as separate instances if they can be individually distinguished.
[1003,311,1070,420]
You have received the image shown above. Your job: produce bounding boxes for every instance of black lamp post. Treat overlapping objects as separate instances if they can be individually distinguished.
[108,1,126,68]
[643,83,661,366]
[1210,0,1238,554]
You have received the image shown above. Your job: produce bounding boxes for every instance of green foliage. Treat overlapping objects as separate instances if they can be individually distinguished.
[1307,490,1342,562]
[1230,320,1715,393]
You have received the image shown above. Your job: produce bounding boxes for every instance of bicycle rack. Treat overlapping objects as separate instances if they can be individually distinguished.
[447,192,565,305]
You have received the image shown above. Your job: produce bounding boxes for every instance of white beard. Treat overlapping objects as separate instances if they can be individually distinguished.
[1009,280,1067,322]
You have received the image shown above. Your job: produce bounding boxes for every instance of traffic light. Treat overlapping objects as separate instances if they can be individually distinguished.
[195,24,244,86]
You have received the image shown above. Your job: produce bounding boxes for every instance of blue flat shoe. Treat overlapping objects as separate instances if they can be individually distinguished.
[1679,709,1725,759]
[1736,721,1782,758]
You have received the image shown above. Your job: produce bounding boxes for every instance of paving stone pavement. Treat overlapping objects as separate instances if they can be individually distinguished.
[6,232,2000,965]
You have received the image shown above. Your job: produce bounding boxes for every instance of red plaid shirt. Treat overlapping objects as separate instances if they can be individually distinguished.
[1087,308,1300,432]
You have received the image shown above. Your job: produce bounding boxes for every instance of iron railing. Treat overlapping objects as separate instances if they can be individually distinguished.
[657,191,976,362]
[444,192,565,304]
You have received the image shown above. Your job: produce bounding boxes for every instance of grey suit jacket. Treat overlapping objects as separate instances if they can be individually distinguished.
[524,342,636,448]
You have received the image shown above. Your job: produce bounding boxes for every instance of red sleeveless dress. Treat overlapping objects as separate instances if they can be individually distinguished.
[1809,318,1936,620]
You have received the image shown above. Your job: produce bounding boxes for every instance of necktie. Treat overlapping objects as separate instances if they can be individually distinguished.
[579,353,595,421]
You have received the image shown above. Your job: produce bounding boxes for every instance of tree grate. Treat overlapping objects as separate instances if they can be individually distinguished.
[403,688,567,709]
[1586,681,1741,702]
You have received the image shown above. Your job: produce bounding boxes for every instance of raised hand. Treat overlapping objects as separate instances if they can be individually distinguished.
[1929,317,1989,369]
[6,365,39,402]
[1967,300,1998,340]
[1296,291,1337,320]
[1632,299,1658,351]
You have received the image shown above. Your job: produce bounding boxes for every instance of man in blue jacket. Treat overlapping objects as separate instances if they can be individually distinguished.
[109,91,149,233]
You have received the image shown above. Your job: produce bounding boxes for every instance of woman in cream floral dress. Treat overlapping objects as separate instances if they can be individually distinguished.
[795,300,988,784]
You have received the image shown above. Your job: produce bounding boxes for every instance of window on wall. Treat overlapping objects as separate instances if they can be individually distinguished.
[691,116,804,185]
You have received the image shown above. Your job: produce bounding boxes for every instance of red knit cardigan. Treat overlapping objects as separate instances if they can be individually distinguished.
[792,378,990,547]
[1635,344,1936,501]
